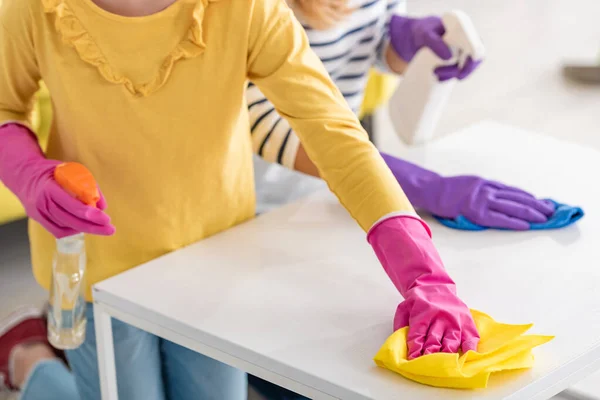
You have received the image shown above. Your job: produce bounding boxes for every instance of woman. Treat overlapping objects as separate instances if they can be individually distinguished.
[251,0,553,231]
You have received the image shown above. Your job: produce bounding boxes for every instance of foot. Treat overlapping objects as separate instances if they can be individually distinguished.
[10,343,56,389]
[0,306,52,390]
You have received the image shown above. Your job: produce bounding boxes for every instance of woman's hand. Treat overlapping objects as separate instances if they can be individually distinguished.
[427,176,555,230]
[368,216,479,359]
[0,124,115,238]
[380,153,554,230]
[388,15,481,81]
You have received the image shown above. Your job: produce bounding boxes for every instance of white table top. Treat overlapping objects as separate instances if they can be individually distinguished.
[94,121,600,400]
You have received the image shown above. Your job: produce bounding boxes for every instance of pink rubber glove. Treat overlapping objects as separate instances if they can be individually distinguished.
[368,216,479,359]
[0,124,115,238]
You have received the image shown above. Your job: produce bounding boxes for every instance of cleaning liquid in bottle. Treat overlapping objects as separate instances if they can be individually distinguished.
[47,162,100,350]
[48,233,87,349]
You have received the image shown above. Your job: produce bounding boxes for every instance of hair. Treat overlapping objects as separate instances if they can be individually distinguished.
[289,0,354,30]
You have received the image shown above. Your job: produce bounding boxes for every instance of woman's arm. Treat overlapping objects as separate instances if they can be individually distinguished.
[385,45,409,74]
[293,144,320,177]
[294,142,554,230]
[246,81,320,177]
[376,0,409,75]
[246,82,302,171]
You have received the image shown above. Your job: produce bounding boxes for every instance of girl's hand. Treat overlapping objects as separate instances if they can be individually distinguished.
[0,124,115,238]
[23,159,115,238]
[368,216,479,359]
[394,283,478,359]
[388,15,482,81]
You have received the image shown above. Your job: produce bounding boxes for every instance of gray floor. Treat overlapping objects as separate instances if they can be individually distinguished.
[0,220,46,320]
[0,221,43,400]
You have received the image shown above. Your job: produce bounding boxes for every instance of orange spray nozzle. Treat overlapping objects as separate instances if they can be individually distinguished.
[54,162,100,207]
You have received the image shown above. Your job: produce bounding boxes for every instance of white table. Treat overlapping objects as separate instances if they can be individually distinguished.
[93,121,600,400]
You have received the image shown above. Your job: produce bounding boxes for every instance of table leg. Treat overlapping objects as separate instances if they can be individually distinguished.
[94,302,119,400]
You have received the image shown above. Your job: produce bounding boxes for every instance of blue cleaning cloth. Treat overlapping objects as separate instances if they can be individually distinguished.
[434,200,584,231]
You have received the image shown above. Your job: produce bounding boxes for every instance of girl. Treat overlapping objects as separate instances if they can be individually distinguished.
[0,0,479,398]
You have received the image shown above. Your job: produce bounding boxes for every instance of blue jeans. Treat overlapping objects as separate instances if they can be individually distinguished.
[248,375,307,400]
[20,303,247,400]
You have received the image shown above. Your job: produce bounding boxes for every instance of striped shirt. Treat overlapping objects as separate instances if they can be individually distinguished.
[248,0,405,170]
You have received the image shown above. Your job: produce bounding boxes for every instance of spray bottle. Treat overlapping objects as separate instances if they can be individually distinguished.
[47,162,100,350]
[388,10,486,145]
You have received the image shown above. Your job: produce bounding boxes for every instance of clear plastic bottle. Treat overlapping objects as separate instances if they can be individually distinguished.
[47,233,87,349]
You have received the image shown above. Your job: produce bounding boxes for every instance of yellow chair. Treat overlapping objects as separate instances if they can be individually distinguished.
[358,69,398,120]
[0,83,52,225]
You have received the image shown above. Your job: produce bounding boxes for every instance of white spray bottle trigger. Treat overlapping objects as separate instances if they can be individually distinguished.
[441,10,485,68]
[388,10,485,146]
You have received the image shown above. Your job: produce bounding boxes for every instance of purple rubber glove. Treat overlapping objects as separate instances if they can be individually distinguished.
[0,124,115,238]
[380,153,555,230]
[368,216,479,359]
[388,15,481,81]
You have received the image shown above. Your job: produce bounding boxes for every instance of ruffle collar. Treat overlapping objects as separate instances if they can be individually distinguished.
[42,0,218,96]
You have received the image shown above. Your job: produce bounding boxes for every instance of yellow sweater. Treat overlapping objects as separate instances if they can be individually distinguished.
[0,0,413,299]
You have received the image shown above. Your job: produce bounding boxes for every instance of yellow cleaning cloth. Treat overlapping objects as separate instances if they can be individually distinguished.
[374,310,553,389]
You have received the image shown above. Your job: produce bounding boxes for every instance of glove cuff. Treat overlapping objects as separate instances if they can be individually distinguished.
[367,213,431,244]
[388,15,416,62]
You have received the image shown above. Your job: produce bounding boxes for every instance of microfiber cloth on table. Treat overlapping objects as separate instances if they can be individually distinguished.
[434,200,584,231]
[374,310,553,389]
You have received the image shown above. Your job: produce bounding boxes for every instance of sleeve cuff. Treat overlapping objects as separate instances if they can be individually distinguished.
[367,211,432,240]
[0,120,32,131]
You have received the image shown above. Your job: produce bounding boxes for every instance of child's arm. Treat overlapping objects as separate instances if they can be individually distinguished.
[247,0,479,357]
[247,0,414,232]
[0,3,114,238]
[0,0,40,129]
